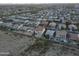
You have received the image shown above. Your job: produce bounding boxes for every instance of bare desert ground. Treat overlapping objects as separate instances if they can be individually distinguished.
[0,30,34,56]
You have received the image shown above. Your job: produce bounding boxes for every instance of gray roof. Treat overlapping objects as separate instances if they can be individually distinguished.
[46,30,55,36]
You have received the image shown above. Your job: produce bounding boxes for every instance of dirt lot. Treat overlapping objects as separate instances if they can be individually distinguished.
[0,30,34,56]
[20,39,79,56]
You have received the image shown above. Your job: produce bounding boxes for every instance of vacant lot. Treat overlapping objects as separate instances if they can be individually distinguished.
[0,30,34,56]
[20,38,79,56]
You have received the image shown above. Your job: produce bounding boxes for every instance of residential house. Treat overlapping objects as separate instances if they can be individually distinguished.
[67,31,79,41]
[55,30,67,42]
[39,20,48,27]
[58,23,66,30]
[49,22,56,29]
[68,24,77,31]
[56,30,67,39]
[45,29,56,39]
[34,26,45,37]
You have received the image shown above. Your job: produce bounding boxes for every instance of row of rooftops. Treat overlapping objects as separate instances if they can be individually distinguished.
[0,6,79,42]
[1,6,79,20]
